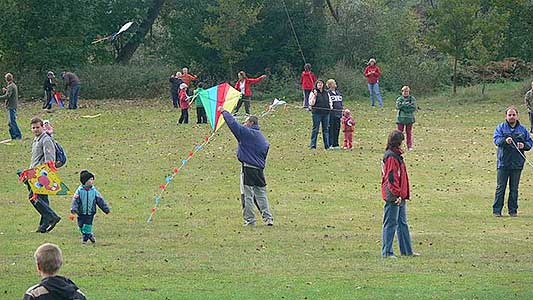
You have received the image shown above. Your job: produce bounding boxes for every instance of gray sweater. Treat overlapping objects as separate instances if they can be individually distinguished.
[30,133,56,168]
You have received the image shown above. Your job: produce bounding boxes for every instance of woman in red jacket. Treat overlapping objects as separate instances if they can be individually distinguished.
[233,71,266,115]
[381,130,419,258]
[300,63,317,109]
[364,58,383,107]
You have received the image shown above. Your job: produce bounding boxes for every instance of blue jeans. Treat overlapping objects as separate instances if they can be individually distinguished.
[368,83,382,107]
[310,112,330,149]
[382,200,413,257]
[69,85,80,109]
[493,168,522,215]
[8,108,22,139]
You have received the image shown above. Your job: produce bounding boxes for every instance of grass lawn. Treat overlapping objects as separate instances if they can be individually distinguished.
[1,82,532,299]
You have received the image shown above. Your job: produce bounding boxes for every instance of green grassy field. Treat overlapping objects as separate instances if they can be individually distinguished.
[1,83,533,299]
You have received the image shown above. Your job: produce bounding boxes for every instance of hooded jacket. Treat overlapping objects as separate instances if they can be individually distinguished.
[234,76,265,97]
[381,148,410,201]
[494,120,533,169]
[71,185,110,216]
[300,70,317,90]
[24,275,86,300]
[221,111,269,169]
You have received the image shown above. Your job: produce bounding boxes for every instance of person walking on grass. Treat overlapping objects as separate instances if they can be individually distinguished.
[24,117,61,233]
[381,130,419,258]
[524,80,533,133]
[24,243,86,300]
[0,72,22,141]
[233,71,267,115]
[396,86,417,151]
[218,106,274,227]
[364,58,383,107]
[327,79,343,149]
[71,170,110,244]
[300,63,317,109]
[493,106,533,217]
[309,79,332,149]
[60,71,80,109]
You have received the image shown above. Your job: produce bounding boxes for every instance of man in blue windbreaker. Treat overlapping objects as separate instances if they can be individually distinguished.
[493,106,533,217]
[219,106,274,226]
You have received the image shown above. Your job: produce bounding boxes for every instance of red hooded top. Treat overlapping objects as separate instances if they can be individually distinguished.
[234,75,266,97]
[181,73,198,86]
[381,147,410,201]
[364,65,381,84]
[179,89,189,109]
[300,71,317,90]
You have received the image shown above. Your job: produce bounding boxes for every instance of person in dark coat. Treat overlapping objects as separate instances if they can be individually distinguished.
[42,72,56,110]
[308,79,332,149]
[24,243,86,300]
[493,106,533,217]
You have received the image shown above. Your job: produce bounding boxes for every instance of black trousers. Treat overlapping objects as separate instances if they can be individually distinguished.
[197,107,207,123]
[24,180,59,229]
[493,168,522,214]
[179,109,189,124]
[329,115,341,147]
[234,96,251,114]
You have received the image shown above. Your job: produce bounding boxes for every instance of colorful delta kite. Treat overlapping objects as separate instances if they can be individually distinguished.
[19,161,71,195]
[196,83,241,132]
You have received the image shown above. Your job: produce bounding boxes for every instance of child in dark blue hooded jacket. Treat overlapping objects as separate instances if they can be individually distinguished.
[71,170,110,244]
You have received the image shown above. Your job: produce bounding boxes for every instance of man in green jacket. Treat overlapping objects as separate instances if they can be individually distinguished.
[396,85,417,151]
[0,73,22,140]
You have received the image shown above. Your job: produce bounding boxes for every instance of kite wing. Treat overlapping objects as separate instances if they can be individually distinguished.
[117,21,133,35]
[197,83,241,132]
[92,21,133,44]
[20,162,71,195]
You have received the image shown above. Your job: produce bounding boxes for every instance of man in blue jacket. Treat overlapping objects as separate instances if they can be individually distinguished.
[493,106,533,217]
[219,106,274,226]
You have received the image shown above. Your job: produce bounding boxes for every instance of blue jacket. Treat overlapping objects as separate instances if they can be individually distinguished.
[222,111,269,169]
[71,185,110,216]
[494,120,533,169]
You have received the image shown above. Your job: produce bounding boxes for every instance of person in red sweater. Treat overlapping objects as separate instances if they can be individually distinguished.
[177,83,190,124]
[380,130,419,258]
[233,71,267,115]
[300,63,317,109]
[363,58,383,107]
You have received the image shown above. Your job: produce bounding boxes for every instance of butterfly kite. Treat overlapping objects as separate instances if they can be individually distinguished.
[19,161,71,196]
[92,21,134,44]
[196,83,242,132]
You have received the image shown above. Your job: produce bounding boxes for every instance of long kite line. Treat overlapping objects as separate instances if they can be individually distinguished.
[146,132,216,223]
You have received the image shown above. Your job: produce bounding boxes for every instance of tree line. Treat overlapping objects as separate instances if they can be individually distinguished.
[0,0,531,99]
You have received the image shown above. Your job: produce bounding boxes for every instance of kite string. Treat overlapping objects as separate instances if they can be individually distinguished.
[281,0,306,65]
[511,139,533,169]
[146,131,217,223]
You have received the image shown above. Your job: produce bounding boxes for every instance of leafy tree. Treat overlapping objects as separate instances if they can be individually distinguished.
[427,0,478,94]
[201,0,262,76]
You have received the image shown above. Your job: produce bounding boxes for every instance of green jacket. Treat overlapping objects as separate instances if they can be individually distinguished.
[0,82,18,110]
[396,95,416,124]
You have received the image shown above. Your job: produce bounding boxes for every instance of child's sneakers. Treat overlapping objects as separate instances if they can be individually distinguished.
[88,234,96,244]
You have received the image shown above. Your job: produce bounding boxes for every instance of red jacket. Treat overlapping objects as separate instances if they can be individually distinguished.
[179,89,189,109]
[341,116,355,132]
[234,76,265,97]
[381,148,410,201]
[364,65,381,84]
[181,73,198,86]
[300,71,317,90]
